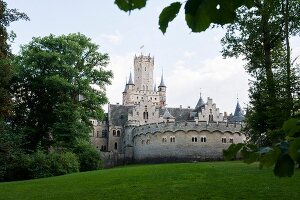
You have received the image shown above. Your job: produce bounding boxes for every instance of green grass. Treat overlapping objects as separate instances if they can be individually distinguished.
[0,161,299,200]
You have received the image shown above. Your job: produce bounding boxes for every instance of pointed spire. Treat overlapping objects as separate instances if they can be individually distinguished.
[128,71,134,85]
[231,99,245,122]
[158,73,166,87]
[195,92,205,109]
[154,83,157,92]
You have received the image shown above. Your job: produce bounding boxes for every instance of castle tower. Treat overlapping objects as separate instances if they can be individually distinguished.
[134,54,154,91]
[158,73,166,107]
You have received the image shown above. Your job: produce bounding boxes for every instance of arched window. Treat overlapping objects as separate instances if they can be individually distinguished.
[143,112,148,119]
[114,142,118,150]
[209,114,213,122]
[113,130,116,136]
[145,67,146,71]
[117,130,121,137]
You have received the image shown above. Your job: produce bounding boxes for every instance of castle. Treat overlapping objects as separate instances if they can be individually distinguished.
[90,54,246,164]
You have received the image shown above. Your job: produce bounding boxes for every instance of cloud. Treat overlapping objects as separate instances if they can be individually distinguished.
[99,31,123,45]
[166,56,250,113]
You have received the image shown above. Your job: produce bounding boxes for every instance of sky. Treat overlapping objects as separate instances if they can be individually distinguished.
[6,0,300,114]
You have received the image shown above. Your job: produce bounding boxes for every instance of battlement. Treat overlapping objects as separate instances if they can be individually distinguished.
[131,121,243,138]
[134,54,154,65]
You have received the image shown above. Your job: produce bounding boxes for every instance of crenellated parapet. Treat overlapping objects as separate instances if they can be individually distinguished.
[131,121,243,138]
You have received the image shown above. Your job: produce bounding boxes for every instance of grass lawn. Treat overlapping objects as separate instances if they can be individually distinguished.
[0,161,299,200]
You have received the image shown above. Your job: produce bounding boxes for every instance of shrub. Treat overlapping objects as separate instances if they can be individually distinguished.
[73,140,101,172]
[49,151,80,176]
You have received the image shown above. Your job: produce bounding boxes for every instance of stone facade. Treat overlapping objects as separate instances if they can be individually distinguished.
[90,54,245,164]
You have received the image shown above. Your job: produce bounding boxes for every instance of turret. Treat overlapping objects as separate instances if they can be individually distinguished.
[230,99,245,123]
[158,73,166,107]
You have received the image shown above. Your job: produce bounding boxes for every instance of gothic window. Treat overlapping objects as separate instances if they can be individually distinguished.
[201,136,207,143]
[170,136,175,143]
[192,137,198,142]
[222,137,226,143]
[114,142,118,150]
[117,130,121,137]
[113,130,116,136]
[143,112,148,119]
[209,114,213,122]
[162,137,167,143]
[229,138,233,144]
[145,67,146,71]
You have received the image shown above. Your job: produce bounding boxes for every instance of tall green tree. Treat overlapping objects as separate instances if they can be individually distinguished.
[0,0,28,119]
[12,33,113,151]
[221,0,300,145]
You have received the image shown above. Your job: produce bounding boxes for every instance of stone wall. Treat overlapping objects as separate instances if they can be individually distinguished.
[131,121,245,162]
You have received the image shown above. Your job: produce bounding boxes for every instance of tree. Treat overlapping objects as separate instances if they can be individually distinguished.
[12,33,113,152]
[0,0,29,119]
[221,0,300,145]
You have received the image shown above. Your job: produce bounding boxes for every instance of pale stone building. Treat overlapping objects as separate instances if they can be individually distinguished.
[90,54,245,164]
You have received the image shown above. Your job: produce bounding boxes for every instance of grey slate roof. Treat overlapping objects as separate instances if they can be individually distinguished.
[194,95,205,113]
[109,104,134,126]
[158,74,166,87]
[162,108,174,119]
[128,72,134,85]
[229,101,244,122]
[160,107,193,122]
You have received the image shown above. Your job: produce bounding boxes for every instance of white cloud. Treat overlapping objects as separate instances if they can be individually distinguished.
[99,31,123,45]
[166,56,250,113]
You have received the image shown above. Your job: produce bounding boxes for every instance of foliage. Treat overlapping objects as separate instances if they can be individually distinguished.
[115,0,257,33]
[73,140,101,172]
[221,0,300,145]
[11,33,112,151]
[224,117,300,177]
[0,162,300,199]
[0,0,29,119]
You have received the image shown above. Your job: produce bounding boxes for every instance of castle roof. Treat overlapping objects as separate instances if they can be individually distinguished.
[158,74,166,87]
[162,108,174,119]
[229,101,244,122]
[193,94,205,113]
[160,107,193,122]
[109,104,134,126]
[127,72,134,85]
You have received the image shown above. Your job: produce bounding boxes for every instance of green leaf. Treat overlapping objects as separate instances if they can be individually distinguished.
[114,0,147,12]
[289,138,300,162]
[184,0,255,32]
[283,118,300,137]
[159,2,181,34]
[259,147,281,169]
[273,154,294,177]
[223,143,244,160]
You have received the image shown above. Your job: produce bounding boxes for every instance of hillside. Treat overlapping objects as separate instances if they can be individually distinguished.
[0,161,299,200]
